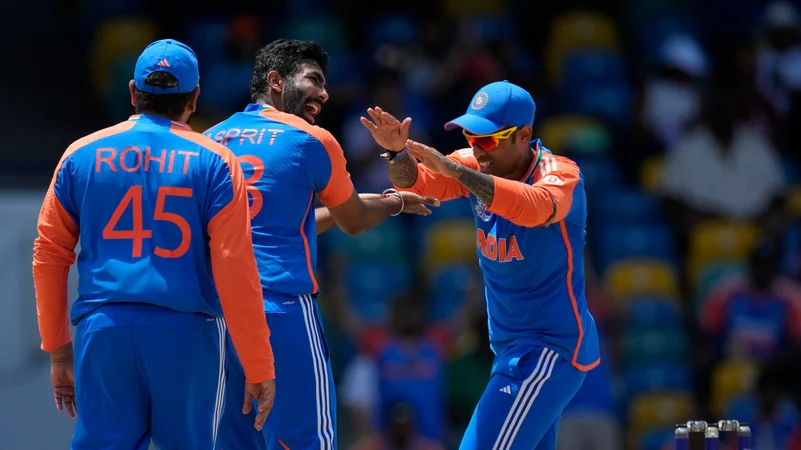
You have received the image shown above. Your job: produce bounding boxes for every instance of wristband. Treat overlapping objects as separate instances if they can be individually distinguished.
[381,147,407,161]
[382,188,404,216]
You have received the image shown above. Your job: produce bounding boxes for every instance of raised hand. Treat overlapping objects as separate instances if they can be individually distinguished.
[405,139,462,179]
[360,106,411,152]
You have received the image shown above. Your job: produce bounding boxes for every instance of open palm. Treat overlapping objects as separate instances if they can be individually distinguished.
[360,106,411,152]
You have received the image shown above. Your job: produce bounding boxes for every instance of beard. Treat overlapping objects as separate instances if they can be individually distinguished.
[282,78,324,124]
[283,82,308,117]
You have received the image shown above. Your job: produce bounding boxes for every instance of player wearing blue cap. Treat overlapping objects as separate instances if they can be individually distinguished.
[205,39,438,450]
[33,39,276,449]
[362,80,601,450]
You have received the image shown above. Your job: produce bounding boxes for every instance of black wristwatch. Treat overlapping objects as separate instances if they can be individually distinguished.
[381,147,406,161]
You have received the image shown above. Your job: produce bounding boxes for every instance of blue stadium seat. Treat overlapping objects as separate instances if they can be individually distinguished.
[366,15,419,52]
[327,220,408,263]
[594,223,676,272]
[283,16,347,53]
[627,297,682,328]
[782,154,799,184]
[591,187,662,227]
[560,81,633,126]
[637,427,675,450]
[636,15,702,64]
[572,155,622,191]
[325,51,364,88]
[462,15,519,42]
[625,0,694,17]
[623,326,689,364]
[345,261,413,322]
[200,63,252,113]
[623,362,692,399]
[183,19,228,66]
[560,50,628,88]
[428,264,478,321]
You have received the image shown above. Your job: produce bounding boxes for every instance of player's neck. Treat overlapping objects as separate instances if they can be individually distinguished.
[135,110,186,124]
[508,147,536,181]
[256,94,284,113]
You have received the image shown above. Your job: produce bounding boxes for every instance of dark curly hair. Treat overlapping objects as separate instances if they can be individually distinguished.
[250,39,329,103]
[134,72,193,120]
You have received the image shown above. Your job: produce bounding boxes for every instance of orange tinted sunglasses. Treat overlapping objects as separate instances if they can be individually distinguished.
[463,126,518,151]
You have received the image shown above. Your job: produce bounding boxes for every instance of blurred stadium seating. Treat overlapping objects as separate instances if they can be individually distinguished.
[6,0,801,448]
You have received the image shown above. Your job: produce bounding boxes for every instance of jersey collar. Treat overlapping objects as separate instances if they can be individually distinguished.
[128,114,191,130]
[519,139,543,182]
[244,103,276,113]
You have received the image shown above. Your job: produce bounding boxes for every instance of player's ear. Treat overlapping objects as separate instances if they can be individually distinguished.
[267,70,283,94]
[187,87,200,114]
[128,80,136,107]
[518,125,533,142]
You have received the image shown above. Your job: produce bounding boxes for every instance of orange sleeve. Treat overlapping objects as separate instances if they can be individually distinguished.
[33,161,79,352]
[312,129,355,208]
[488,155,580,227]
[395,149,475,201]
[178,131,275,383]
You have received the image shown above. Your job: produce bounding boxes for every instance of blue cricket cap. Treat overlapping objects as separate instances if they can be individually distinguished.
[444,80,536,135]
[134,39,199,95]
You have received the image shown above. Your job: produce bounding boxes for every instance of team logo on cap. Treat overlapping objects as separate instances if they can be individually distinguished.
[471,92,489,110]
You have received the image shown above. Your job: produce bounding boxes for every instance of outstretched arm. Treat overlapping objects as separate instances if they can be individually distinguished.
[314,193,381,235]
[406,140,581,227]
[360,107,473,201]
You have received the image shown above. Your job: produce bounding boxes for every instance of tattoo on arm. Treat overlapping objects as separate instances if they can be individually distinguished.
[455,164,495,206]
[387,151,419,188]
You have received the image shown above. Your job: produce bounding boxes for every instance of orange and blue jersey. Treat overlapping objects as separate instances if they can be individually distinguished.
[204,103,354,312]
[209,103,353,449]
[32,113,274,382]
[396,139,600,372]
[700,275,801,359]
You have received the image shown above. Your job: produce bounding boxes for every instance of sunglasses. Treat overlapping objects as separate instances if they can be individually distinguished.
[463,126,518,151]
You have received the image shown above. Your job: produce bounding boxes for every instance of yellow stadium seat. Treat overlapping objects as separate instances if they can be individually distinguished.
[710,358,759,417]
[537,116,603,154]
[423,220,477,268]
[629,391,695,435]
[91,17,159,99]
[545,11,620,84]
[605,258,679,302]
[641,157,664,193]
[687,221,758,286]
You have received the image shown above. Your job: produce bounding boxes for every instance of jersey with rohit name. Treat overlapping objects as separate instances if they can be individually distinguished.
[396,139,600,371]
[204,104,354,312]
[32,114,267,353]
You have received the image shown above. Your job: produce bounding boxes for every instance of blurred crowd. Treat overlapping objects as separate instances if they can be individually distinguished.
[15,0,801,448]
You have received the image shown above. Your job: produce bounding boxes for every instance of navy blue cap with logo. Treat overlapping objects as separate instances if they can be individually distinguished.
[133,39,200,95]
[444,80,536,135]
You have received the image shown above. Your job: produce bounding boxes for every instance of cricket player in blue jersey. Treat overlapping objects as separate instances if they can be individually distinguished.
[33,39,276,449]
[205,39,438,450]
[362,80,601,450]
